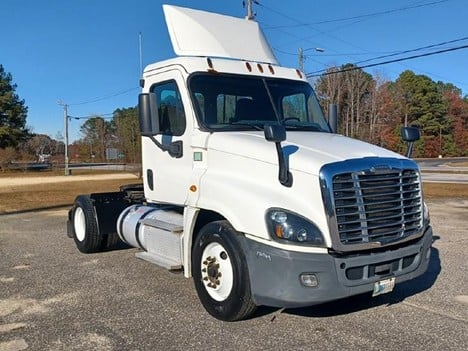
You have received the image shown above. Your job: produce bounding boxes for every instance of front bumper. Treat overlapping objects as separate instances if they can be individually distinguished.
[239,225,433,308]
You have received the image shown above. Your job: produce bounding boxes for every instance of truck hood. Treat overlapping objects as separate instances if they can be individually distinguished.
[207,131,405,175]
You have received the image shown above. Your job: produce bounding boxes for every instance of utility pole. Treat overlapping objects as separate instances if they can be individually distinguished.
[298,47,325,71]
[57,100,70,176]
[298,47,304,71]
[245,0,255,20]
[439,124,443,157]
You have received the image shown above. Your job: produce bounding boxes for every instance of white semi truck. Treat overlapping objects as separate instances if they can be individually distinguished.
[67,5,432,321]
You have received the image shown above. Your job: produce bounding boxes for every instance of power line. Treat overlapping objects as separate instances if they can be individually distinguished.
[306,44,468,78]
[258,1,388,70]
[354,36,468,65]
[68,112,114,120]
[68,87,139,106]
[276,35,468,59]
[259,0,460,81]
[258,0,464,83]
[264,0,449,29]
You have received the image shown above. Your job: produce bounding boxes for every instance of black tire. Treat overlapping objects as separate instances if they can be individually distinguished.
[72,195,103,253]
[192,220,257,321]
[103,232,122,251]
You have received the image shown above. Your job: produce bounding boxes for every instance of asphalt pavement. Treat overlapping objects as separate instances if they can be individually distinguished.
[421,172,468,184]
[0,199,467,351]
[417,157,468,184]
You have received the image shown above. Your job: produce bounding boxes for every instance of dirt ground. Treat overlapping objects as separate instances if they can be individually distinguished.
[0,173,138,189]
[0,173,140,214]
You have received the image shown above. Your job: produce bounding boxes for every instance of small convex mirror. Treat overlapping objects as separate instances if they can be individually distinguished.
[401,126,420,142]
[264,124,286,143]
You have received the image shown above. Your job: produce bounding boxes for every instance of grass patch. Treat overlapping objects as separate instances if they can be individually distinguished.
[0,169,136,178]
[1,177,139,214]
[423,182,468,199]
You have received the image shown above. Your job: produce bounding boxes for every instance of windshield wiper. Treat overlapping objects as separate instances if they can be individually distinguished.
[282,120,324,132]
[230,121,264,131]
[283,124,322,132]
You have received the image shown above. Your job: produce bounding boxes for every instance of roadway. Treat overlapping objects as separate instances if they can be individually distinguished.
[417,157,468,184]
[0,199,466,350]
[421,172,468,184]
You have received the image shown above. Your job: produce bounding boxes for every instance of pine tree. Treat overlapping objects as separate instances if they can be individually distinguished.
[0,64,29,148]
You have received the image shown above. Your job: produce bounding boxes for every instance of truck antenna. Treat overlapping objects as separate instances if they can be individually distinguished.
[139,32,143,77]
[139,32,145,87]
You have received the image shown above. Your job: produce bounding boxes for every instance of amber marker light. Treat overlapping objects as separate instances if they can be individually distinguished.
[275,225,283,238]
[190,185,197,192]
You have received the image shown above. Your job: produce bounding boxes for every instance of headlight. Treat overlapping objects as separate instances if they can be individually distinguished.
[266,209,325,246]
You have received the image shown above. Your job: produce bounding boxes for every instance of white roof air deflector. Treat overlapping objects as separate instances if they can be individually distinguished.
[163,5,278,65]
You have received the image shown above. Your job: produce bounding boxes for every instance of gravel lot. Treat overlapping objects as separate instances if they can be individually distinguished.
[0,199,467,351]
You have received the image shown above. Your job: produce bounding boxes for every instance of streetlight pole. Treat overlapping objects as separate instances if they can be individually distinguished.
[58,100,70,176]
[298,47,325,71]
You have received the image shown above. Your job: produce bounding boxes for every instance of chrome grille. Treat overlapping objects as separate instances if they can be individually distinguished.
[333,169,422,244]
[320,158,424,251]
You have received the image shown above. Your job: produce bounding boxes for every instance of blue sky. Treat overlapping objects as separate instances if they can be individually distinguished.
[1,0,466,142]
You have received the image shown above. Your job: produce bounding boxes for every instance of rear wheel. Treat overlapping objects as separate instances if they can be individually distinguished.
[103,232,122,250]
[192,221,257,321]
[72,195,103,253]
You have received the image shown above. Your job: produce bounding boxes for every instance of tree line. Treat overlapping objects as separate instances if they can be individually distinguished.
[1,62,467,170]
[70,107,140,164]
[0,64,142,169]
[315,64,468,157]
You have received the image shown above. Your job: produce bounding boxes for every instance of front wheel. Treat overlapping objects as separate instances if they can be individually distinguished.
[192,221,257,321]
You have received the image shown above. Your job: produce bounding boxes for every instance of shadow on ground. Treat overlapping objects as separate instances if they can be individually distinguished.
[254,239,441,320]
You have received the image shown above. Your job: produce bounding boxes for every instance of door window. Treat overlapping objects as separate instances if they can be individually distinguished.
[151,80,186,136]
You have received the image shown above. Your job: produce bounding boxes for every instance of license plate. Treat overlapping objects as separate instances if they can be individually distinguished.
[372,277,395,297]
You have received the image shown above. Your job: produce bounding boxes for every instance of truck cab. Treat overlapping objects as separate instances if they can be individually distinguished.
[68,5,432,321]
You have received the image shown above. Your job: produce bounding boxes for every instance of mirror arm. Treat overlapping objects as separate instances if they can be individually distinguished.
[147,135,183,158]
[406,142,414,158]
[275,142,293,187]
[264,124,292,187]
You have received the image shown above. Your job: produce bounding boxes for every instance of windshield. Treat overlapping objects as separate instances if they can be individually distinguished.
[189,73,331,132]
